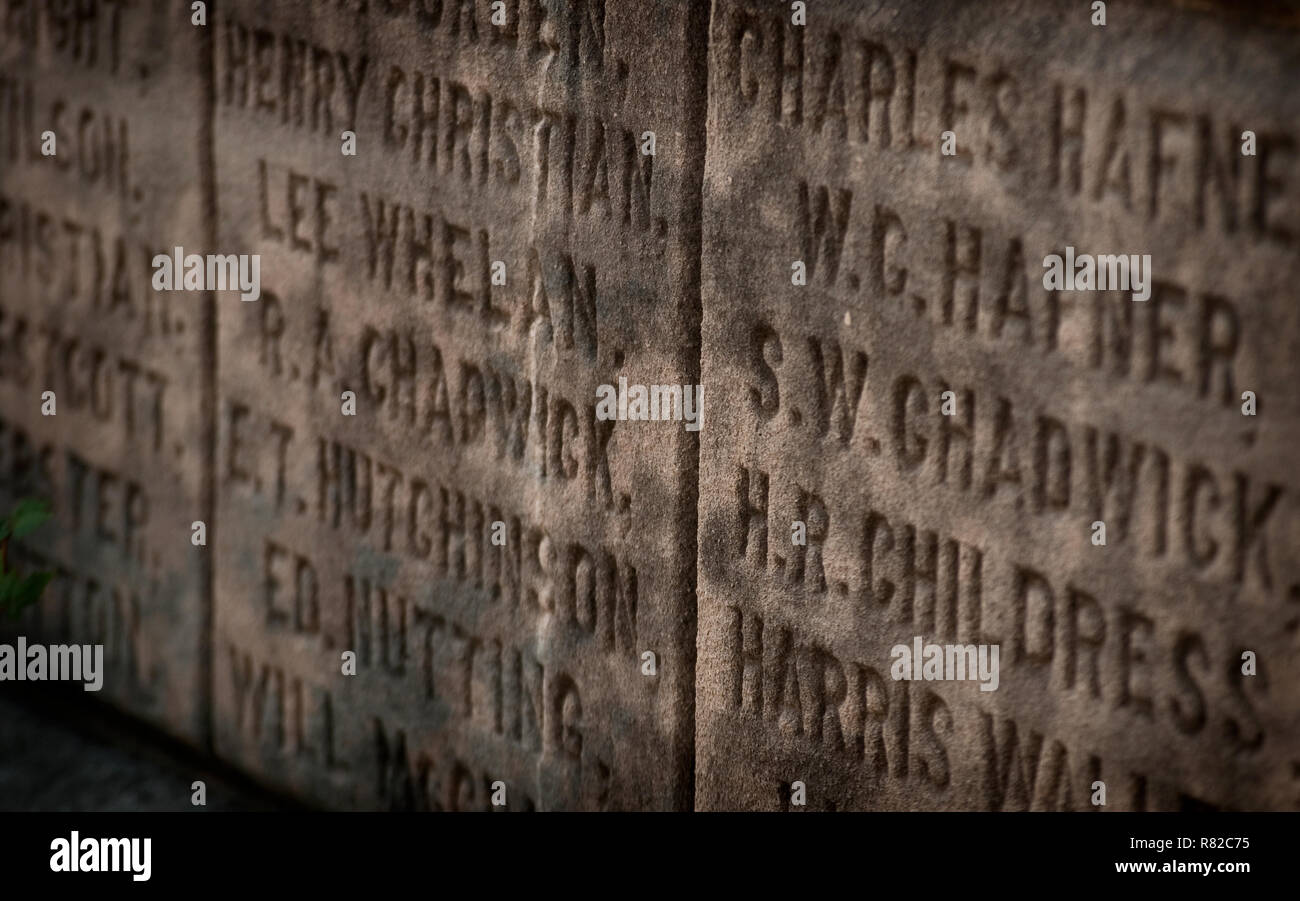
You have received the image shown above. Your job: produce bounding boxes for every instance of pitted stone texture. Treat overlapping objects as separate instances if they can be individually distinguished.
[0,0,210,744]
[210,0,704,809]
[696,0,1300,810]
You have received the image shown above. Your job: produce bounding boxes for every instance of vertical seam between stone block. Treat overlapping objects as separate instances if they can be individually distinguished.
[197,0,218,753]
[676,0,715,811]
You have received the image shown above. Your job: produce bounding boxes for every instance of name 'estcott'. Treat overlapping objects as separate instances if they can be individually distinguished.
[152,245,261,301]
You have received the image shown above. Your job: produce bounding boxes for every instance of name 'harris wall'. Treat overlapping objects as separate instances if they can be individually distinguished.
[0,0,1296,812]
[696,0,1300,811]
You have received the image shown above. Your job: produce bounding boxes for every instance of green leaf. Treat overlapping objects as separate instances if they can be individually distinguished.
[10,570,53,616]
[0,570,21,619]
[9,498,51,540]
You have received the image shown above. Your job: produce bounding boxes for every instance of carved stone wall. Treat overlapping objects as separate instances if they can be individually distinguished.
[0,0,1295,811]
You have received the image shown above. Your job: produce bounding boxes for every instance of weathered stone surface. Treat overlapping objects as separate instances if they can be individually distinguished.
[0,689,283,811]
[0,0,210,744]
[210,0,705,809]
[696,0,1300,810]
[2,0,1298,815]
